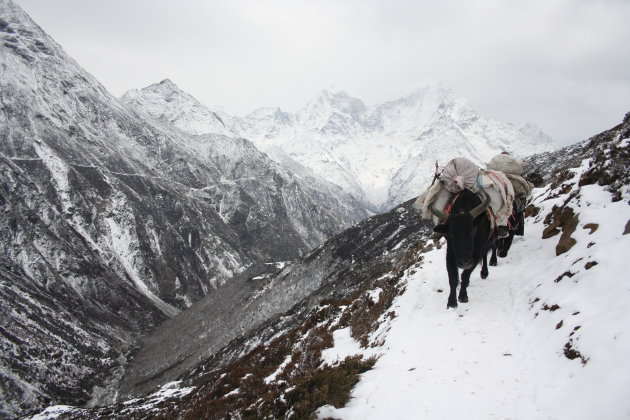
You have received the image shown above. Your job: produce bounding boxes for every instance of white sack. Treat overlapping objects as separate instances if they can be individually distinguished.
[413,181,453,223]
[441,157,479,193]
[487,154,524,175]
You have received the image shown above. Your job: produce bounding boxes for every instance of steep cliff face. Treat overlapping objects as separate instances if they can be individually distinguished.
[0,2,364,417]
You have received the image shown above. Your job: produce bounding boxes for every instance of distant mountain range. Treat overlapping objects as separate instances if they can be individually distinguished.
[124,80,556,211]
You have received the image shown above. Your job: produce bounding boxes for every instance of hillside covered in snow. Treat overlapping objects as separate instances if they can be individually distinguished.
[34,113,630,419]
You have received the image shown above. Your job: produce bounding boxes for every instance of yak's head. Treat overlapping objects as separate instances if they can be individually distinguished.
[432,188,490,270]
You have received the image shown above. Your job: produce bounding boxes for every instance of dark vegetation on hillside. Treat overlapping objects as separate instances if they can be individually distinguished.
[54,200,435,419]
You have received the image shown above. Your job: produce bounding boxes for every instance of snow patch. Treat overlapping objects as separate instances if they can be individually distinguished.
[264,355,292,384]
[367,288,383,304]
[321,328,364,365]
[105,199,180,318]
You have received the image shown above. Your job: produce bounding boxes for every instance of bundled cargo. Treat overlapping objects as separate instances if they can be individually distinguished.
[413,157,480,223]
[413,157,514,229]
[486,153,533,200]
[506,173,533,200]
[441,157,479,193]
[478,169,515,227]
[414,180,452,223]
[487,153,524,175]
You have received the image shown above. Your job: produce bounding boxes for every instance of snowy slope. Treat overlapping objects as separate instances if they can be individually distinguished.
[320,189,629,419]
[33,114,629,419]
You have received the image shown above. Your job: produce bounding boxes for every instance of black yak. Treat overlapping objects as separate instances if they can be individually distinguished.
[432,188,496,309]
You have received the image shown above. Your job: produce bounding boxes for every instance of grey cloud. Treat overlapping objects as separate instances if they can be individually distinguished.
[15,0,630,145]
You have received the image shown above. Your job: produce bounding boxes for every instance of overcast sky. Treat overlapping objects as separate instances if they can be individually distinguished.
[14,0,630,146]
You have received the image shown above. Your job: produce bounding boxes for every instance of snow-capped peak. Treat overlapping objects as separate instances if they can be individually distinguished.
[310,88,367,117]
[244,106,292,124]
[234,85,556,210]
[519,122,554,143]
[121,79,232,136]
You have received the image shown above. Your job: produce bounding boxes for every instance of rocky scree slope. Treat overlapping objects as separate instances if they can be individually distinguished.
[116,198,434,400]
[36,113,630,420]
[0,2,363,417]
[525,111,630,199]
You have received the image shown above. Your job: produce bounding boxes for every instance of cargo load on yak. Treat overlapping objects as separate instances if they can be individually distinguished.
[486,153,533,200]
[413,157,514,230]
[506,174,533,200]
[441,157,479,193]
[487,153,524,175]
[477,169,515,227]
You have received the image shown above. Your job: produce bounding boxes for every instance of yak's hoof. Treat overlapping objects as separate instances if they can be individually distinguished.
[480,271,488,279]
[458,296,469,303]
[447,301,458,309]
[498,251,508,258]
[489,260,497,266]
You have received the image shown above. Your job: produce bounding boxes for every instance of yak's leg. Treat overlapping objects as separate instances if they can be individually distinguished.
[480,251,489,279]
[458,268,471,303]
[489,243,497,266]
[458,262,476,303]
[446,248,459,309]
[498,235,514,258]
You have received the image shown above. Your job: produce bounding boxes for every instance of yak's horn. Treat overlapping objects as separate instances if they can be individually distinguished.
[470,188,491,219]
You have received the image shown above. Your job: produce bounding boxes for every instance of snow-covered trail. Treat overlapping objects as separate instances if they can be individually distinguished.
[319,178,630,420]
[322,239,543,419]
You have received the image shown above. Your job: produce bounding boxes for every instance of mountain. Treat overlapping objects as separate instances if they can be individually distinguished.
[32,112,628,419]
[230,85,555,211]
[125,74,556,217]
[120,79,369,225]
[121,79,234,137]
[0,2,366,417]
